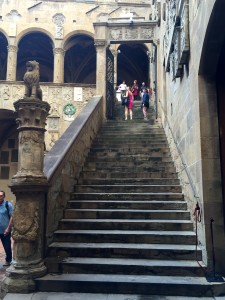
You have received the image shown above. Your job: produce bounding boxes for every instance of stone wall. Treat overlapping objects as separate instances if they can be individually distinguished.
[0,82,96,150]
[158,0,225,275]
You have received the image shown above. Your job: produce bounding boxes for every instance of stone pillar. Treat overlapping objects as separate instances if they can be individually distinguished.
[53,47,65,83]
[111,48,118,89]
[2,98,50,293]
[6,45,18,81]
[95,39,107,116]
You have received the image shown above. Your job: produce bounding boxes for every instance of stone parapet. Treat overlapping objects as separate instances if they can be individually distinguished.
[44,95,103,248]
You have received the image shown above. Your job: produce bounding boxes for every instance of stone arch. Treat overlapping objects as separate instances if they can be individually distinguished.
[16,30,54,82]
[117,43,150,87]
[15,27,54,45]
[63,30,94,49]
[0,32,8,80]
[64,33,96,84]
[198,0,225,275]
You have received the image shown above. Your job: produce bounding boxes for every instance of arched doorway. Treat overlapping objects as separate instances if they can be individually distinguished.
[0,33,8,80]
[64,34,96,84]
[117,43,149,87]
[17,32,54,82]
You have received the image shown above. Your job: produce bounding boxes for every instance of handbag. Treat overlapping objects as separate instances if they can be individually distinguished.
[122,97,129,106]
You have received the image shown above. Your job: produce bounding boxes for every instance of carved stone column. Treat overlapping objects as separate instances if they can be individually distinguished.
[6,45,18,81]
[2,98,50,293]
[53,47,65,83]
[95,39,107,116]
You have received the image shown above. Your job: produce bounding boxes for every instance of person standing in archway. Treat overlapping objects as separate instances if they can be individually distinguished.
[141,88,149,121]
[119,80,127,101]
[131,80,139,101]
[140,82,147,99]
[124,86,134,120]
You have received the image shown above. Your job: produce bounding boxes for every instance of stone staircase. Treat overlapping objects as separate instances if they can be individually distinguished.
[35,101,214,296]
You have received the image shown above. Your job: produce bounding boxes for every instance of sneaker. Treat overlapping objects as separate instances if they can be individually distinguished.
[3,261,11,266]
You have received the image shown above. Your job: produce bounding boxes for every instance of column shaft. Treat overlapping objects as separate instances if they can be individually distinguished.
[6,45,18,81]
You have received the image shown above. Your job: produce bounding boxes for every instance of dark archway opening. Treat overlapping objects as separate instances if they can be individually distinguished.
[217,36,225,211]
[17,32,54,82]
[0,33,8,80]
[64,35,96,84]
[117,44,149,87]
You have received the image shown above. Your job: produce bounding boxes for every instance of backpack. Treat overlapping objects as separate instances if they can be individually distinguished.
[5,201,10,219]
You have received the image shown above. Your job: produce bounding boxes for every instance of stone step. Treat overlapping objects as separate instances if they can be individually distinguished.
[92,141,169,147]
[87,155,173,162]
[67,200,186,210]
[79,171,178,179]
[35,273,214,296]
[88,151,172,162]
[64,209,189,220]
[83,161,175,169]
[82,165,176,173]
[71,192,184,200]
[94,137,168,143]
[89,147,171,154]
[45,257,206,277]
[53,229,196,244]
[59,218,193,231]
[78,178,180,185]
[47,242,202,260]
[74,185,182,193]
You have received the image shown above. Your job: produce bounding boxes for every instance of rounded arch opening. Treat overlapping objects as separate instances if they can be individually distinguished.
[117,43,149,87]
[0,33,8,80]
[17,32,54,82]
[64,34,96,84]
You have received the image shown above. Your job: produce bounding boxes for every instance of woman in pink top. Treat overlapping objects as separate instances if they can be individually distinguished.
[124,86,134,120]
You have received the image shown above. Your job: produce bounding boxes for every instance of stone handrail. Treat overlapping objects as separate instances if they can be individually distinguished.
[43,95,103,248]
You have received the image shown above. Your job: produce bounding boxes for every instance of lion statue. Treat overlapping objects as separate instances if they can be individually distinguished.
[23,60,42,101]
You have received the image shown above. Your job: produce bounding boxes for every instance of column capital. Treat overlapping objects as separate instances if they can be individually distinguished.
[94,39,107,48]
[53,47,65,56]
[7,45,18,52]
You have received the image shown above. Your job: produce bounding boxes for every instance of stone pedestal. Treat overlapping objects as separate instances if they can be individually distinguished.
[2,98,50,293]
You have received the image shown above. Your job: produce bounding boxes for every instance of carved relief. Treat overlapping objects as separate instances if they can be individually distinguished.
[49,87,62,101]
[19,131,44,172]
[165,0,189,76]
[12,201,39,241]
[12,85,23,100]
[62,87,73,102]
[125,28,138,39]
[52,13,65,26]
[55,26,64,39]
[48,116,60,131]
[53,14,65,39]
[1,85,10,100]
[140,27,154,39]
[109,29,122,40]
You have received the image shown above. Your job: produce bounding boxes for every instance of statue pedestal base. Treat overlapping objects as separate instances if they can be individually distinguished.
[2,261,47,293]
